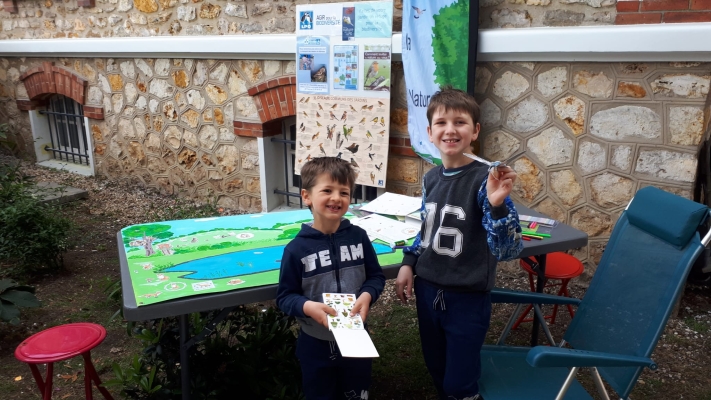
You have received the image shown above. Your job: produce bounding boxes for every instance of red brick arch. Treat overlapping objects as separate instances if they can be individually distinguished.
[16,61,103,120]
[233,76,296,138]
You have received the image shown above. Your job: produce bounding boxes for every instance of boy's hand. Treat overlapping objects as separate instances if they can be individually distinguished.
[395,265,414,304]
[303,301,336,328]
[487,166,517,207]
[350,292,372,322]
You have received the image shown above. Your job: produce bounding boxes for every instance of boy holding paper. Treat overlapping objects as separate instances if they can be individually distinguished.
[395,88,524,400]
[276,157,385,400]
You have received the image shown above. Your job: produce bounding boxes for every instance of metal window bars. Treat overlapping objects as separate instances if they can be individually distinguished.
[39,95,90,166]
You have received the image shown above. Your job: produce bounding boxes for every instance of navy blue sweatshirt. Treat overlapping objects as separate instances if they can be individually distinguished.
[276,219,385,341]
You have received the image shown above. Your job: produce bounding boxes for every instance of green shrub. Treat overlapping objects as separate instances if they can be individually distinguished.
[0,279,41,324]
[109,306,303,399]
[0,163,74,274]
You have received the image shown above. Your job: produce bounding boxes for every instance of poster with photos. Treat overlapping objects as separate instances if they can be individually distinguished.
[295,1,392,188]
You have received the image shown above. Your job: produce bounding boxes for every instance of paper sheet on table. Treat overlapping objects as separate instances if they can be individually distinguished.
[332,329,380,358]
[351,213,419,243]
[360,192,422,216]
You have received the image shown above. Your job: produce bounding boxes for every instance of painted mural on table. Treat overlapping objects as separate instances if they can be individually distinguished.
[121,209,406,306]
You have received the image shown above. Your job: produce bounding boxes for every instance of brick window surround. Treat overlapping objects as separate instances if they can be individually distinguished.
[17,61,104,120]
[235,75,416,157]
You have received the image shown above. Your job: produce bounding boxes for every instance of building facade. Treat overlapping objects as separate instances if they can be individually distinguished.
[0,0,710,276]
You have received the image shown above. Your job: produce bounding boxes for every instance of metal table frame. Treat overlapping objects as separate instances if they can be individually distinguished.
[118,204,587,399]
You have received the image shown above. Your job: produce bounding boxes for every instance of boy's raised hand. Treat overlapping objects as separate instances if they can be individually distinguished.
[395,265,414,304]
[303,301,337,328]
[487,166,517,207]
[350,292,372,322]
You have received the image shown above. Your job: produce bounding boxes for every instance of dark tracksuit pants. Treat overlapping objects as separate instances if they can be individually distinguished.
[296,330,372,400]
[415,277,491,400]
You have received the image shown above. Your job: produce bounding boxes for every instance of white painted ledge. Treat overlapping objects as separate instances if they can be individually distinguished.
[0,23,710,61]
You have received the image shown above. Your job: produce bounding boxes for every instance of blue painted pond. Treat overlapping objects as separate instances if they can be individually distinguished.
[164,243,394,280]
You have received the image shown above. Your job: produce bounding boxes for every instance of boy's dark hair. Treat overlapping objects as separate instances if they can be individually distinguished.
[426,87,480,126]
[300,156,357,193]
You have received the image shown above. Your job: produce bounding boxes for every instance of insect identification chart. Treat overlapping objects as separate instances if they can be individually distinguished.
[295,1,393,188]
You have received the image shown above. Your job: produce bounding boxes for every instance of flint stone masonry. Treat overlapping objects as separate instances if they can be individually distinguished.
[543,10,584,26]
[554,95,585,135]
[528,127,573,166]
[589,106,662,141]
[535,197,566,223]
[493,71,529,103]
[651,74,711,98]
[480,98,502,129]
[550,169,583,207]
[512,157,544,201]
[611,145,632,171]
[505,96,548,134]
[590,173,634,208]
[668,106,704,146]
[577,140,607,175]
[635,149,697,183]
[570,206,613,237]
[560,0,614,6]
[536,67,568,98]
[490,9,532,28]
[475,67,492,95]
[572,70,613,98]
[482,130,520,162]
[617,82,647,98]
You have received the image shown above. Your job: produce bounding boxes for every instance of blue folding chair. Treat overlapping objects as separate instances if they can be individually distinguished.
[481,186,711,399]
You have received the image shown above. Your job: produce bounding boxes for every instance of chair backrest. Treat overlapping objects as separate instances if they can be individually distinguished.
[563,186,708,399]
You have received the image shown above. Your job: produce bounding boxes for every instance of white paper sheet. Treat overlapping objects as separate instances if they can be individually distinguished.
[332,329,380,358]
[359,192,421,216]
[351,213,419,243]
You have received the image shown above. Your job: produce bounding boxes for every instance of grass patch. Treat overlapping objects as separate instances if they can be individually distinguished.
[369,304,437,399]
[683,317,710,334]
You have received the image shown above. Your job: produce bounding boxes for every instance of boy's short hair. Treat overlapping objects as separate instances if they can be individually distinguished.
[300,157,356,193]
[426,87,480,126]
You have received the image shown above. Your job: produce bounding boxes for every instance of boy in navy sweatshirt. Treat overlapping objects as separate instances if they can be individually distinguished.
[276,157,385,400]
[395,88,523,400]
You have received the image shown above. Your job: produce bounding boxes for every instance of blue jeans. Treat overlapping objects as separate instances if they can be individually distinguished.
[296,331,372,400]
[415,277,491,400]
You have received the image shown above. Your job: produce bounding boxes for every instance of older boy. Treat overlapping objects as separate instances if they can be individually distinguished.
[277,157,385,400]
[395,88,523,400]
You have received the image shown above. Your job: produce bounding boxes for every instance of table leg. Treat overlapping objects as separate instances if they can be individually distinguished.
[179,314,191,400]
[44,362,54,400]
[531,254,547,346]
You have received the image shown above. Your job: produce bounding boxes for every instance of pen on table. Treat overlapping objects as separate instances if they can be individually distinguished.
[522,234,543,240]
[524,232,551,238]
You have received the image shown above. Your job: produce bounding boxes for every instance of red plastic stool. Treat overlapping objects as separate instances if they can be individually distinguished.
[15,323,114,400]
[512,252,584,329]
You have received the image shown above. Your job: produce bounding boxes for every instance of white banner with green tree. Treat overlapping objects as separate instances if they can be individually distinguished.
[402,0,470,165]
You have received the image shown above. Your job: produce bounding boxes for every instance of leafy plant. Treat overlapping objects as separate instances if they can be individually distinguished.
[0,163,75,274]
[0,279,40,324]
[0,123,17,153]
[111,306,304,399]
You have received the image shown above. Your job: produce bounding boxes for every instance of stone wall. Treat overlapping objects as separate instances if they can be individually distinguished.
[2,57,304,212]
[1,57,710,275]
[474,61,710,279]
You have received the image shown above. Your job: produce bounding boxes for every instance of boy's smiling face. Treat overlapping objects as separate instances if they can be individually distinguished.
[427,106,481,167]
[302,173,351,233]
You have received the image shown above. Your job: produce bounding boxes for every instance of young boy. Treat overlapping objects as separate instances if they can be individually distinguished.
[276,157,385,400]
[395,88,523,400]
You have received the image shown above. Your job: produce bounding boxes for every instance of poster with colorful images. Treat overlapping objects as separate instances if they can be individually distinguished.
[333,45,359,91]
[121,209,410,307]
[296,36,330,95]
[363,45,391,91]
[295,93,389,188]
[295,1,393,188]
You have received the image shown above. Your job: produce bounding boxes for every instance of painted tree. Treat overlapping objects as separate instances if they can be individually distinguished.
[123,224,174,257]
[432,0,469,91]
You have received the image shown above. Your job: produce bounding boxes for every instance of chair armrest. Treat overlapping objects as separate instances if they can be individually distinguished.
[491,288,582,306]
[526,346,658,370]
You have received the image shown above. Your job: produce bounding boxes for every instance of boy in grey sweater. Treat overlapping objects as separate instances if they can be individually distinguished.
[395,88,523,400]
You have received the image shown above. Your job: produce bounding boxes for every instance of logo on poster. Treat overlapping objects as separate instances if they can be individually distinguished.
[299,11,313,30]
